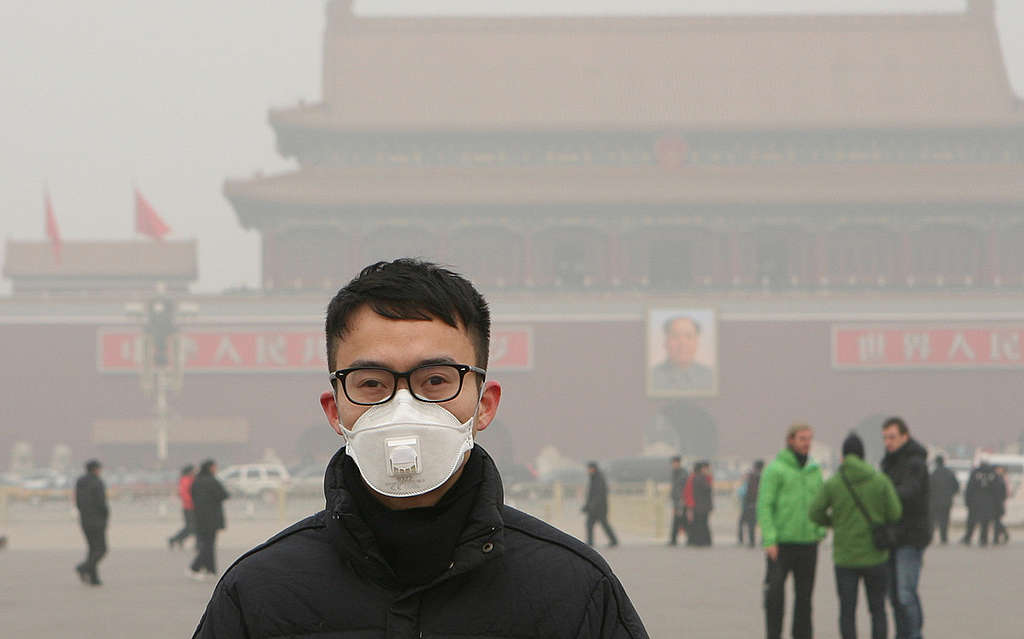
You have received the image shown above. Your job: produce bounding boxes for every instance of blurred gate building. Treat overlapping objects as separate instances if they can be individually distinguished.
[3,0,1024,469]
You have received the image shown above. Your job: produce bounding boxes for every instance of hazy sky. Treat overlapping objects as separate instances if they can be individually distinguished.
[1,0,1021,294]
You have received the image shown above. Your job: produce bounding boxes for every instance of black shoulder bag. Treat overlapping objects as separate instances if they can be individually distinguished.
[839,468,898,550]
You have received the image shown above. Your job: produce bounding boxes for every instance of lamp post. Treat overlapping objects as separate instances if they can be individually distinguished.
[125,284,197,466]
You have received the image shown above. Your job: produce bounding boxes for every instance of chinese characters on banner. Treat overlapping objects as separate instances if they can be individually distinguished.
[97,326,532,373]
[832,325,1024,369]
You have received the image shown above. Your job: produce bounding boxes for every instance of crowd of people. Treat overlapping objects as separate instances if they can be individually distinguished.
[660,456,715,547]
[71,457,229,587]
[649,419,1014,639]
[961,461,1011,546]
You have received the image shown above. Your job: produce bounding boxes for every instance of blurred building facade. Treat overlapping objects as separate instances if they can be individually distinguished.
[3,0,1024,468]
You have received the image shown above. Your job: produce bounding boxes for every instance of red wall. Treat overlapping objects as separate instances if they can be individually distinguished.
[3,319,1022,469]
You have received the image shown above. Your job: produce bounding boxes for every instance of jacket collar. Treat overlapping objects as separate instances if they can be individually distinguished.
[882,437,927,469]
[323,444,505,591]
[776,447,819,472]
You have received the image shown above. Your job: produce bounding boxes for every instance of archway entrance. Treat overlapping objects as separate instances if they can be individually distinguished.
[647,400,718,460]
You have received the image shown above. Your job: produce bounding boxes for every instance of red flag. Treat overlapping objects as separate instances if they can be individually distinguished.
[135,189,171,240]
[44,189,62,263]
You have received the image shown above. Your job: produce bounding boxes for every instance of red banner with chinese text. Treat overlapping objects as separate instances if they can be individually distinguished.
[832,325,1024,369]
[98,326,533,373]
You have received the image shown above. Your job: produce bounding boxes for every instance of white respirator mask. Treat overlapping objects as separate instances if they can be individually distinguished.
[337,389,478,498]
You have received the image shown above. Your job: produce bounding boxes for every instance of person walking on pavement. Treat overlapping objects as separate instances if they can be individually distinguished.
[810,434,902,639]
[583,461,618,548]
[74,459,109,586]
[992,465,1010,545]
[881,417,930,639]
[668,456,688,546]
[738,460,763,547]
[686,461,714,547]
[961,462,1000,547]
[168,464,196,549]
[757,423,826,639]
[189,459,229,580]
[928,455,959,545]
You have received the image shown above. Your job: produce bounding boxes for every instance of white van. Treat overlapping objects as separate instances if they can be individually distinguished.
[218,463,291,502]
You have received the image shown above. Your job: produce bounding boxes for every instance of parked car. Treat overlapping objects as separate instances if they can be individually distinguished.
[286,463,328,498]
[16,468,70,503]
[218,463,291,502]
[19,468,70,491]
[106,468,177,501]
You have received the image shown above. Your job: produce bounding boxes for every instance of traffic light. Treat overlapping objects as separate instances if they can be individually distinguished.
[147,297,176,367]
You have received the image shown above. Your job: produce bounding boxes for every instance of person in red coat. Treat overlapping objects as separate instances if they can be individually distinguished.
[685,461,714,546]
[168,464,196,549]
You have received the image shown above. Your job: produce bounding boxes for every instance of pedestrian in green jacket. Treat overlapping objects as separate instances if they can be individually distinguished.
[757,423,827,639]
[809,433,901,639]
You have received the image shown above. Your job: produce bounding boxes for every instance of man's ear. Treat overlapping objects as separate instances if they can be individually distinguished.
[473,380,501,433]
[320,390,345,436]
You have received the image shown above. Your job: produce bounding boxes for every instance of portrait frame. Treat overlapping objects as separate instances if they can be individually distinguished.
[646,307,719,398]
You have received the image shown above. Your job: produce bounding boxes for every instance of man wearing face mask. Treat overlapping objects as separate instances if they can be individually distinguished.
[192,259,648,639]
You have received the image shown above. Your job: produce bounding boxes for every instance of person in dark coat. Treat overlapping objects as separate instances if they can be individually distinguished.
[961,462,1000,546]
[191,260,647,638]
[738,459,763,547]
[687,461,714,547]
[668,455,688,546]
[583,461,619,547]
[189,459,229,579]
[881,417,930,639]
[168,464,196,549]
[928,455,959,544]
[74,459,109,586]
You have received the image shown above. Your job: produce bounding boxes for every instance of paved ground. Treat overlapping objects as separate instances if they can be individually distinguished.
[1,501,1018,637]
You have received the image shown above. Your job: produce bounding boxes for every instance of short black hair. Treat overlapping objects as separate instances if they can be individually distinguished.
[663,315,701,336]
[934,455,945,466]
[85,459,101,473]
[181,464,195,476]
[753,459,764,470]
[199,459,216,474]
[670,455,682,463]
[325,259,491,385]
[882,416,908,435]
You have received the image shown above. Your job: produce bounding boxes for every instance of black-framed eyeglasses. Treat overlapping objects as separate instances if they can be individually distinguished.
[330,363,486,406]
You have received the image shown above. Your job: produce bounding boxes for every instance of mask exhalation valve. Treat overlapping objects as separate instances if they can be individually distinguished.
[386,437,421,477]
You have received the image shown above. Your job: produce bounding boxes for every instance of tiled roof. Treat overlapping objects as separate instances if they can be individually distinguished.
[224,164,1024,212]
[271,2,1022,131]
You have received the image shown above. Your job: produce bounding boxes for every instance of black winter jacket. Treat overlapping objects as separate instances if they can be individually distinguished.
[670,467,688,512]
[75,472,108,529]
[191,471,229,536]
[881,438,931,548]
[964,465,1002,520]
[583,469,610,519]
[929,465,959,510]
[193,447,648,638]
[742,471,761,513]
[692,474,713,516]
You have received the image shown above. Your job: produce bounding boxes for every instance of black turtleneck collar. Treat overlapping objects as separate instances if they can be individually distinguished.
[340,447,485,587]
[789,447,809,468]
